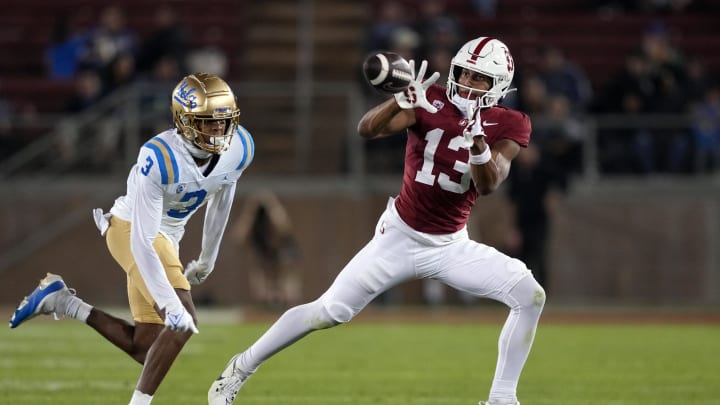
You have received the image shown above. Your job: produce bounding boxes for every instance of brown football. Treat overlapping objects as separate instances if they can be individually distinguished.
[362,51,413,94]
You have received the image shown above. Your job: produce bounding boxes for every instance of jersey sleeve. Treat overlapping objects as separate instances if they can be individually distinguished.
[497,109,532,147]
[139,137,181,185]
[234,125,255,173]
[199,181,237,267]
[129,147,184,311]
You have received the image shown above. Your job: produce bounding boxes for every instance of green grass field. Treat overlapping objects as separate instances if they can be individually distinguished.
[1,311,719,405]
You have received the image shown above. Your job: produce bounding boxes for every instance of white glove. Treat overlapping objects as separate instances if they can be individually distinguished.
[184,259,212,285]
[164,303,199,334]
[462,100,485,149]
[394,59,441,113]
[92,208,112,236]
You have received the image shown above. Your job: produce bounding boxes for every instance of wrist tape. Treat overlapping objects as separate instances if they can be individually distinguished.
[468,146,492,165]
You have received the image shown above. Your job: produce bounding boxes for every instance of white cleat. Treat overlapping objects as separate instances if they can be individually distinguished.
[479,400,520,405]
[9,273,73,329]
[208,354,250,405]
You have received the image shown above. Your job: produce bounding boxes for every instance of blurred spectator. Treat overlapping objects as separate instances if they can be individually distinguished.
[506,142,567,289]
[602,91,659,174]
[364,0,414,52]
[137,55,183,136]
[594,51,658,174]
[413,0,463,62]
[136,5,190,75]
[533,95,585,175]
[231,191,303,308]
[515,73,548,116]
[537,46,593,113]
[685,56,712,106]
[57,69,120,171]
[187,27,229,77]
[426,45,453,87]
[691,84,720,172]
[101,52,137,93]
[64,69,107,117]
[616,21,693,173]
[471,0,498,16]
[638,20,686,83]
[45,14,89,79]
[388,26,421,62]
[649,67,693,173]
[593,51,655,114]
[78,6,137,74]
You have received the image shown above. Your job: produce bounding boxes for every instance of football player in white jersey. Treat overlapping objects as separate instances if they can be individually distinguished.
[9,73,254,405]
[207,37,544,405]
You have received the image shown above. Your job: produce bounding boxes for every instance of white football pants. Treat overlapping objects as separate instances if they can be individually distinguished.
[237,198,545,400]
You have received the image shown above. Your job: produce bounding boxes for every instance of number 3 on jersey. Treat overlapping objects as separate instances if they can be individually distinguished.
[414,128,472,194]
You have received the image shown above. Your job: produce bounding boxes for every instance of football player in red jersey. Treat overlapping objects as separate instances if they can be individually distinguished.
[209,37,545,405]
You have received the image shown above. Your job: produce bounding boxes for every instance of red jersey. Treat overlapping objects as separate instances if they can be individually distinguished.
[394,84,531,234]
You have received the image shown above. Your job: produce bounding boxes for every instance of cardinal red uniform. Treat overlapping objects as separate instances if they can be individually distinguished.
[396,85,531,233]
[209,37,544,405]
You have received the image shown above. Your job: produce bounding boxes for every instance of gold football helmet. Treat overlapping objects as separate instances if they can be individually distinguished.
[171,73,241,154]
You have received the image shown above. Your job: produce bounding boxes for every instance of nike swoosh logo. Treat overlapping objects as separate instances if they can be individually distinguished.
[482,121,499,126]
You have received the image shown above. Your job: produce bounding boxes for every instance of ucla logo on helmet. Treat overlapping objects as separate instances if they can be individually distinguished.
[174,82,198,109]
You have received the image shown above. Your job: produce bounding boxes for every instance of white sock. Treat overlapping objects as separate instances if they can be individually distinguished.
[489,276,545,402]
[128,390,152,405]
[238,300,337,373]
[64,296,92,323]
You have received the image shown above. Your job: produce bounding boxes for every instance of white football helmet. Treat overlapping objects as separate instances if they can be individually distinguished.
[446,37,515,110]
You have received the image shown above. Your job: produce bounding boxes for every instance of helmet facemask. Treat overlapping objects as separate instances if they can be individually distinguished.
[175,111,241,155]
[447,65,511,110]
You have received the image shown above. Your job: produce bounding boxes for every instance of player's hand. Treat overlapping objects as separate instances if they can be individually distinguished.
[462,100,485,149]
[164,303,199,334]
[184,259,212,285]
[394,59,441,113]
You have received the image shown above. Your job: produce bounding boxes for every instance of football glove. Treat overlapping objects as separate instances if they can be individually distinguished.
[184,259,212,285]
[462,100,486,149]
[394,59,441,113]
[164,303,199,334]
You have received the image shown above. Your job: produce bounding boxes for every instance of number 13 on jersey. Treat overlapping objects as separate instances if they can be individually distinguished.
[414,129,472,194]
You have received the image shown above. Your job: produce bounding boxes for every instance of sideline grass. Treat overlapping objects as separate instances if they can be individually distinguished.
[1,317,718,404]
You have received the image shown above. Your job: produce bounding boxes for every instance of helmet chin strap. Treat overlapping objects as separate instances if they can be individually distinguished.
[182,137,213,159]
[451,94,475,117]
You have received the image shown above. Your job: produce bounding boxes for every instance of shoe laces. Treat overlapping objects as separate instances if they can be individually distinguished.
[218,372,246,400]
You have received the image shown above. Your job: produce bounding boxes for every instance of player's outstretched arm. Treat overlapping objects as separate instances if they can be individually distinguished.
[186,182,237,285]
[357,98,415,139]
[358,59,439,139]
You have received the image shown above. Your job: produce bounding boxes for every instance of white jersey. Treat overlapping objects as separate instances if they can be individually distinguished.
[108,126,254,310]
